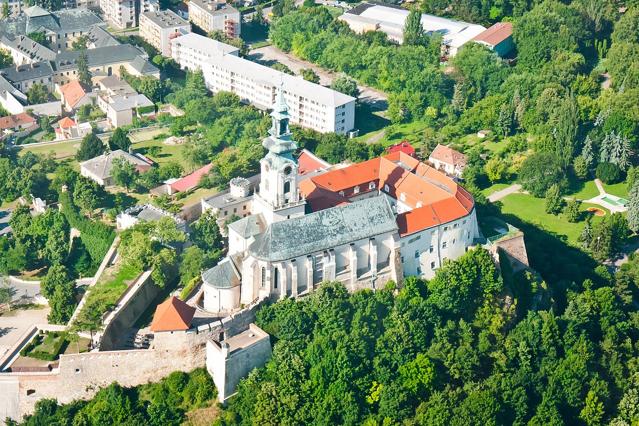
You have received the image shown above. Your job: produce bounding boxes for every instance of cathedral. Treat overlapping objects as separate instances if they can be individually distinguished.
[200,88,480,314]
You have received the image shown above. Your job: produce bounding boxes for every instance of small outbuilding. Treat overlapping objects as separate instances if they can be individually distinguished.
[150,296,196,333]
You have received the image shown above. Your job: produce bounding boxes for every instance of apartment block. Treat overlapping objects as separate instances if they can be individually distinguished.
[188,0,241,38]
[171,34,354,134]
[100,0,138,29]
[140,9,191,56]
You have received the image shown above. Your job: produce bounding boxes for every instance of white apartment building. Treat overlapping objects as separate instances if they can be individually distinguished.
[170,34,355,134]
[170,32,239,70]
[100,0,137,29]
[139,9,191,56]
[188,0,241,38]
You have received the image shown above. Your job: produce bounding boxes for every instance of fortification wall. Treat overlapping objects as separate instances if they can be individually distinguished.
[0,298,265,422]
[100,271,160,351]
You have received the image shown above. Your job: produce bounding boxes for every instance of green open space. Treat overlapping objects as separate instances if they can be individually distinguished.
[73,262,142,331]
[19,331,90,362]
[498,192,606,247]
[566,179,629,201]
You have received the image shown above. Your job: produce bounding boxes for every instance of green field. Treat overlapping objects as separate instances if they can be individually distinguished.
[566,179,629,201]
[499,193,606,247]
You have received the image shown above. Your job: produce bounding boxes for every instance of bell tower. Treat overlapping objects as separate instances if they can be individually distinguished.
[252,84,305,224]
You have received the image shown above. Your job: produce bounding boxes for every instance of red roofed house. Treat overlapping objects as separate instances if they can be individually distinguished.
[54,116,92,141]
[297,148,331,177]
[473,22,514,57]
[387,141,416,158]
[0,112,37,139]
[150,296,196,332]
[58,81,94,112]
[428,144,468,179]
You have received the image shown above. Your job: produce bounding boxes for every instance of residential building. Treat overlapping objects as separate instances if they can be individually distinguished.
[387,141,416,158]
[53,45,159,86]
[0,35,56,66]
[152,163,213,196]
[0,112,37,138]
[85,26,120,49]
[0,61,54,92]
[171,34,355,134]
[139,9,191,57]
[116,204,187,231]
[428,144,467,179]
[472,22,514,57]
[142,0,160,13]
[206,324,272,402]
[80,149,153,186]
[96,75,155,127]
[0,6,105,52]
[188,0,241,38]
[199,91,479,315]
[54,116,92,140]
[99,0,138,29]
[57,80,94,111]
[170,32,239,71]
[339,2,485,57]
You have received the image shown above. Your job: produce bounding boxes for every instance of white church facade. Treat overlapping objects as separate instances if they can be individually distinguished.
[200,89,480,314]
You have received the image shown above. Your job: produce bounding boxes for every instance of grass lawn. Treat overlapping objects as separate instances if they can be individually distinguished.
[566,180,629,201]
[603,181,629,198]
[354,120,431,147]
[499,193,606,247]
[19,139,85,160]
[74,262,142,330]
[135,137,188,167]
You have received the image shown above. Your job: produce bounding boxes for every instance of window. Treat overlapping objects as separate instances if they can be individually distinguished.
[401,256,404,263]
[430,261,436,269]
[261,267,266,287]
[284,180,291,194]
[444,226,449,231]
[442,242,447,249]
[417,267,422,275]
[414,250,419,258]
[353,186,360,194]
[243,205,247,210]
[429,245,434,253]
[454,223,458,228]
[452,239,456,244]
[339,190,345,196]
[369,181,376,190]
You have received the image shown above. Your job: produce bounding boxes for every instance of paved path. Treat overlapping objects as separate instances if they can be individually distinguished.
[584,179,628,213]
[488,184,522,202]
[248,45,388,111]
[0,307,49,360]
[594,178,606,195]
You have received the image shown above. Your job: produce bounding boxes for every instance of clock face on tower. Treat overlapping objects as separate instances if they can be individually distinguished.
[283,166,292,175]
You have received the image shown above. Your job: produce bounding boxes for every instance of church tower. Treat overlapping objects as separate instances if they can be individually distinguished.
[252,85,306,224]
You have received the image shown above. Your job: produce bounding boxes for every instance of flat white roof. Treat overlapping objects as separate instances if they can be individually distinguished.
[203,50,356,108]
[171,32,239,56]
[344,3,485,47]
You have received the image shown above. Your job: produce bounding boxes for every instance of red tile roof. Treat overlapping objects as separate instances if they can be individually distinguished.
[387,141,416,157]
[0,112,36,130]
[298,149,330,175]
[169,163,213,193]
[300,151,474,236]
[58,117,76,129]
[428,144,467,168]
[59,81,87,108]
[473,22,513,47]
[150,296,196,332]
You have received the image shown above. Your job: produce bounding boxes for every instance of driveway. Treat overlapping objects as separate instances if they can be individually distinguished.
[248,45,388,111]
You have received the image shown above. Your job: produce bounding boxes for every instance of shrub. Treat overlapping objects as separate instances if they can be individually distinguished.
[596,162,623,184]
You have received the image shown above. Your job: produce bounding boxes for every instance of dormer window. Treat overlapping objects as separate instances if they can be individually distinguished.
[369,182,376,190]
[339,190,345,197]
[384,184,389,192]
[353,186,360,194]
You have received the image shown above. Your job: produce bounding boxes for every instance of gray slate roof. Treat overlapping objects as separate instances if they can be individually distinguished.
[0,61,53,83]
[202,257,241,289]
[80,149,150,180]
[0,7,104,38]
[1,35,56,62]
[54,45,154,72]
[249,196,398,262]
[86,26,120,49]
[228,214,265,239]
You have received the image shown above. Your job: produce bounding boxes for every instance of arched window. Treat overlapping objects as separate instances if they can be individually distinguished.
[261,267,266,288]
[273,267,279,289]
[284,180,291,194]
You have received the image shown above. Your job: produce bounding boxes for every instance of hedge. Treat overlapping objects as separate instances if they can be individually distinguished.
[59,191,115,267]
[20,331,68,361]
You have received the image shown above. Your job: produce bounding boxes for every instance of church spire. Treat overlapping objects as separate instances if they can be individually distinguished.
[263,83,296,155]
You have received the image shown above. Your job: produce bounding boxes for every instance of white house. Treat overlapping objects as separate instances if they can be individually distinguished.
[428,144,468,179]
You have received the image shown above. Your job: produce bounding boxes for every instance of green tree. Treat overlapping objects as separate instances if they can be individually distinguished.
[544,184,564,215]
[0,48,13,68]
[77,50,91,87]
[40,264,71,299]
[573,155,589,180]
[191,209,223,252]
[108,128,132,152]
[300,68,319,83]
[403,9,426,46]
[1,2,9,19]
[75,133,104,161]
[580,390,605,426]
[73,177,102,215]
[330,75,359,98]
[484,157,507,183]
[518,152,564,197]
[71,35,89,51]
[627,182,639,233]
[27,31,48,47]
[563,198,581,223]
[26,83,49,104]
[111,157,138,191]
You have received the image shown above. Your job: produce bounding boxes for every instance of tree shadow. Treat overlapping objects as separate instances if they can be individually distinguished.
[0,327,15,338]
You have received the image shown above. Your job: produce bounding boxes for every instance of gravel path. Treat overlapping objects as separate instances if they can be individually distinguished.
[487,184,522,202]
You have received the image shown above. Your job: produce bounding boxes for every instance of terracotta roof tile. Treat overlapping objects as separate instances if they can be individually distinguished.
[59,80,87,108]
[387,141,416,156]
[58,116,76,128]
[428,144,467,167]
[473,22,513,47]
[150,296,195,332]
[298,149,330,175]
[0,112,36,130]
[169,163,213,193]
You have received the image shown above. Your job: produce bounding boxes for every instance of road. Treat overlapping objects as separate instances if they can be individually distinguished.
[4,276,41,302]
[248,45,388,111]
